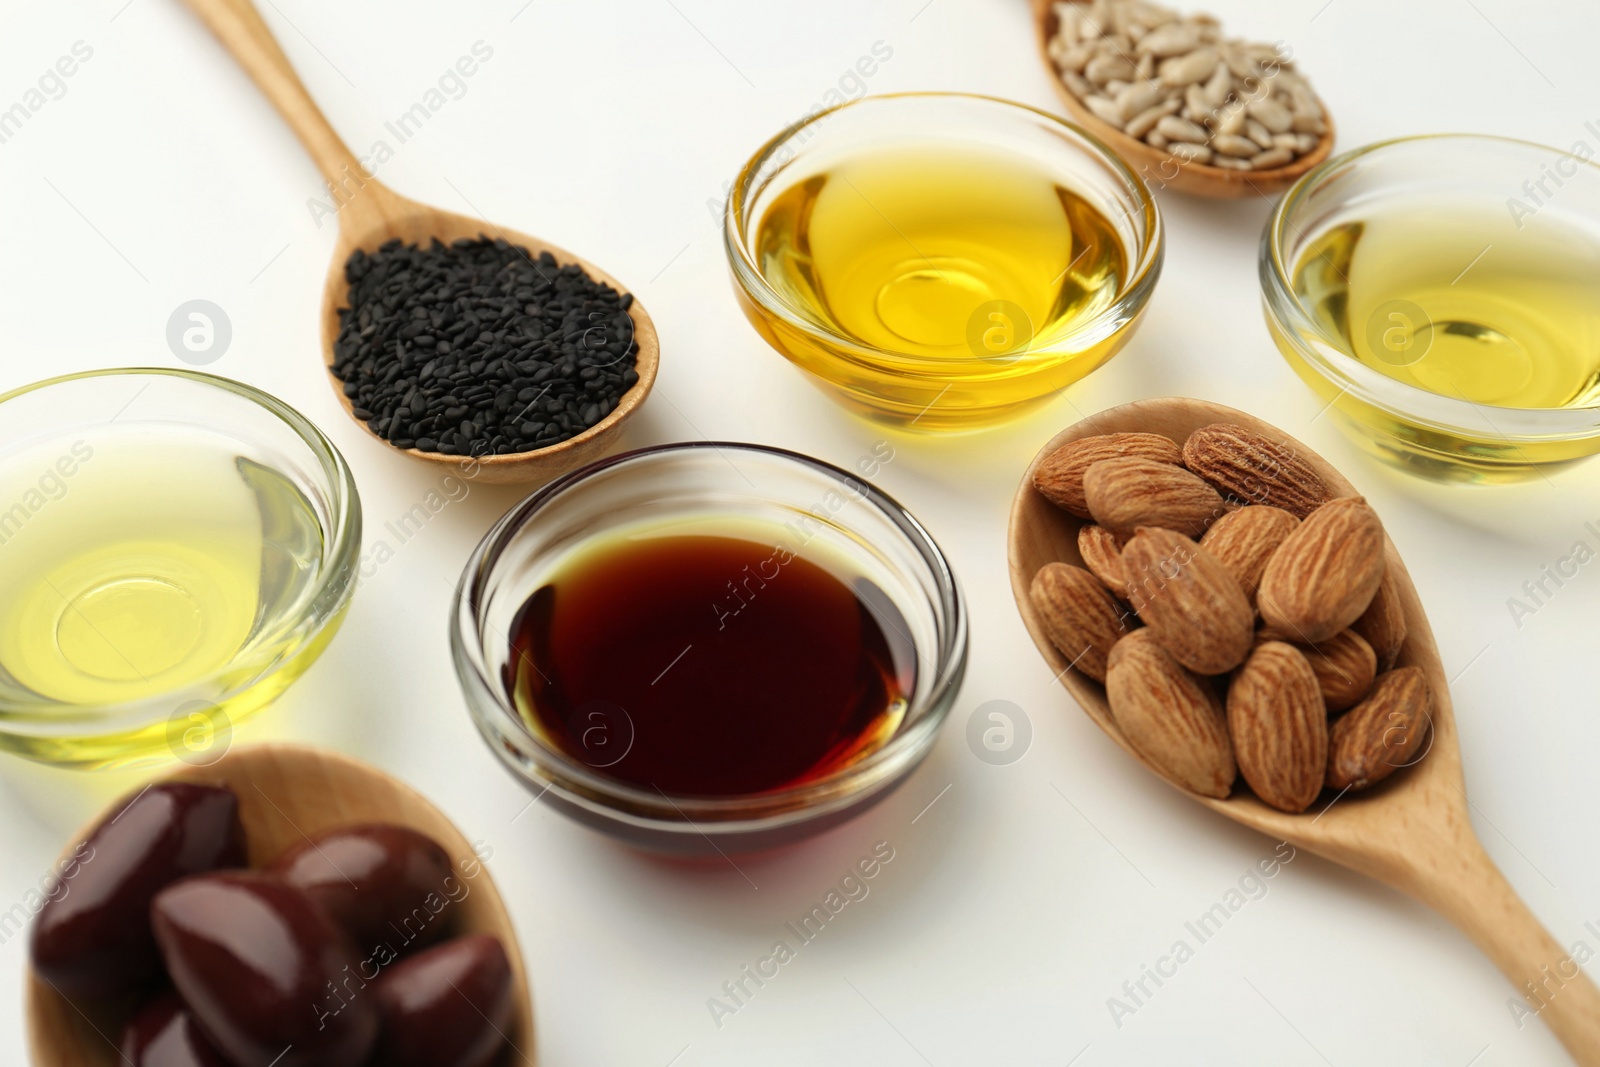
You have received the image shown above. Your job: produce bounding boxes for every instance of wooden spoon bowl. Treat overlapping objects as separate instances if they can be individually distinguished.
[1008,398,1600,1063]
[1029,0,1335,198]
[186,0,658,484]
[25,743,535,1066]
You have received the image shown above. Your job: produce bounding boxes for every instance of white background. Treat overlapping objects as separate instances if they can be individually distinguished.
[2,0,1599,1064]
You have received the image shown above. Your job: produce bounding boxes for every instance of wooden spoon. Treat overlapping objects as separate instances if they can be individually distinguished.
[25,742,535,1066]
[183,0,659,484]
[1029,0,1335,198]
[1009,398,1600,1063]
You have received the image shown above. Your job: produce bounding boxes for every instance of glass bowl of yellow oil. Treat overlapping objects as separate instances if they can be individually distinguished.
[1263,134,1600,482]
[724,92,1163,430]
[0,369,361,768]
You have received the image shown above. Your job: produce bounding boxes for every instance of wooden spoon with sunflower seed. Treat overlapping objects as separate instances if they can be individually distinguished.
[1030,0,1336,198]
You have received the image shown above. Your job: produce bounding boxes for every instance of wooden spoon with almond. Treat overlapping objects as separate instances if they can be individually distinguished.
[25,743,536,1066]
[1009,398,1600,1063]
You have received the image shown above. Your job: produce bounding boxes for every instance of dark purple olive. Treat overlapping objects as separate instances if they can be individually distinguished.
[119,992,232,1067]
[370,935,514,1067]
[31,782,246,999]
[271,823,454,956]
[152,871,377,1067]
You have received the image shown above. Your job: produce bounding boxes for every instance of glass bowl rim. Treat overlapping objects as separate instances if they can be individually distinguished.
[1261,131,1600,443]
[722,90,1164,375]
[450,439,969,830]
[0,366,363,728]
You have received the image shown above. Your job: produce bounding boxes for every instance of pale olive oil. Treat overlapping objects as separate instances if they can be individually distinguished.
[0,428,329,761]
[1293,198,1600,409]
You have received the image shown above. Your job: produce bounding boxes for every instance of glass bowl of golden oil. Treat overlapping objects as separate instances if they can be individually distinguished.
[0,369,361,768]
[1263,134,1600,482]
[724,92,1163,430]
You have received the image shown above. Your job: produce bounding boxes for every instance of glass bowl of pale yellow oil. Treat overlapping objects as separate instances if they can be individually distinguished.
[0,369,360,768]
[725,92,1163,430]
[1263,134,1600,482]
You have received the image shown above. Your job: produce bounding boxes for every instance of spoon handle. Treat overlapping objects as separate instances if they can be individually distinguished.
[1407,836,1600,1063]
[181,0,364,186]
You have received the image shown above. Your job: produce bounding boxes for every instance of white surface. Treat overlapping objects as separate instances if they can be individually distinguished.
[2,0,1599,1064]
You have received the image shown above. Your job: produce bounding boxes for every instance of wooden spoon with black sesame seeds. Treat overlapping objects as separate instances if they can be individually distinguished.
[182,0,658,483]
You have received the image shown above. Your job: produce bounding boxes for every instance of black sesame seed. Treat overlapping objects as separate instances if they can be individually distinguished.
[330,235,639,454]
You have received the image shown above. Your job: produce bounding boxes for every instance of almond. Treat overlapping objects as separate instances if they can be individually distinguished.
[1106,630,1235,798]
[1083,457,1224,537]
[1122,527,1253,675]
[1327,667,1434,790]
[1182,423,1332,518]
[1228,642,1328,813]
[1078,524,1130,599]
[1258,497,1386,644]
[1032,432,1185,518]
[1029,563,1133,682]
[1257,628,1377,712]
[1198,505,1299,606]
[1353,571,1408,671]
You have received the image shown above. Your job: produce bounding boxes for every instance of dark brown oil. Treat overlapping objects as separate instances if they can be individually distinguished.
[505,532,914,797]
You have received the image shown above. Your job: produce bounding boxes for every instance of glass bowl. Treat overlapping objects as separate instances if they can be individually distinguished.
[0,369,361,768]
[1262,134,1600,482]
[724,92,1163,431]
[451,442,967,854]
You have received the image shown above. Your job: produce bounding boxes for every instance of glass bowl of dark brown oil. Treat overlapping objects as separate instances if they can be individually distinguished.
[451,442,966,853]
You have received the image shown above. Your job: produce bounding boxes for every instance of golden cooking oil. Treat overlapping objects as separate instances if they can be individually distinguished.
[1292,199,1600,409]
[0,427,330,765]
[749,142,1131,427]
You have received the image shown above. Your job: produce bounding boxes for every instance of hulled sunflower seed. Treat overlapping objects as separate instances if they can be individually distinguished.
[1156,115,1210,143]
[1215,100,1247,135]
[1136,20,1200,56]
[1202,62,1232,107]
[1222,46,1258,80]
[1087,54,1137,84]
[1168,142,1213,163]
[1124,98,1182,137]
[1130,0,1175,27]
[1288,87,1322,119]
[1159,47,1218,86]
[1116,80,1167,120]
[1247,96,1293,133]
[1251,147,1294,169]
[1212,133,1259,157]
[1052,40,1095,72]
[1085,95,1125,125]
